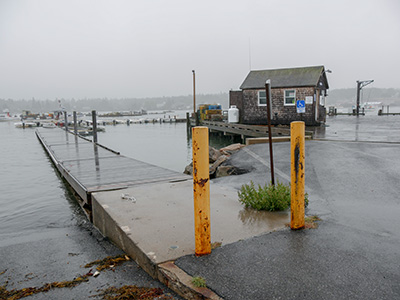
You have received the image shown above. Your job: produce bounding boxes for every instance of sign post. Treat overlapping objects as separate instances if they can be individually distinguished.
[265,80,275,186]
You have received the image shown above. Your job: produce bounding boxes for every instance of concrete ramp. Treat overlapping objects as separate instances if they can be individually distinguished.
[91,180,289,289]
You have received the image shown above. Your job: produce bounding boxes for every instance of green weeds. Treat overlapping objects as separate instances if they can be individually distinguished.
[238,181,309,211]
[191,276,206,288]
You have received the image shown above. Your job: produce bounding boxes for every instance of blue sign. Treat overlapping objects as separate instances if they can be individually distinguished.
[296,100,305,113]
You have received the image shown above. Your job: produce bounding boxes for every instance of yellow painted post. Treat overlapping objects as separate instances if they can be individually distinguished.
[192,126,211,256]
[290,121,305,230]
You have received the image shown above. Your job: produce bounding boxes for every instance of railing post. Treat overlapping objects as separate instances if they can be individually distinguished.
[290,121,305,230]
[92,110,98,143]
[192,126,211,256]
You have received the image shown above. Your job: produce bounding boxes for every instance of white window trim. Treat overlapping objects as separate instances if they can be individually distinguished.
[284,89,296,106]
[258,90,267,106]
[320,93,325,106]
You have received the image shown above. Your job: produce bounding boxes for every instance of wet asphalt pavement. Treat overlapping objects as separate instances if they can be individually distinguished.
[176,116,400,299]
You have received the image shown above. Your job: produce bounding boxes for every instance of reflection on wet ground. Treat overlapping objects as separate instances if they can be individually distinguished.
[238,207,289,228]
[309,114,400,142]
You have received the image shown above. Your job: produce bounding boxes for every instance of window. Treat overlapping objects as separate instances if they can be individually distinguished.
[258,91,267,106]
[284,89,296,106]
[320,93,325,106]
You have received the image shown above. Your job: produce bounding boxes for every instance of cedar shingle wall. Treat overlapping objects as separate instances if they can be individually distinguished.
[237,87,323,126]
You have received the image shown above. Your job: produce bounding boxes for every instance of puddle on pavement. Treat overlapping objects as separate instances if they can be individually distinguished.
[238,207,289,229]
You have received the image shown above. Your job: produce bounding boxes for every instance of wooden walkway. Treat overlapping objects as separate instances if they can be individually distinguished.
[199,121,313,139]
[36,128,189,219]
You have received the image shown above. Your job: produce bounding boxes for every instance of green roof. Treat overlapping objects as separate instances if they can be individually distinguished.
[240,65,329,89]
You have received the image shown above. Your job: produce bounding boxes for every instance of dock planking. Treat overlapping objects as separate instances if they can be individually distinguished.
[36,128,190,219]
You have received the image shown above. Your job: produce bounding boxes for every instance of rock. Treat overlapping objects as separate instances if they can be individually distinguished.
[209,155,229,178]
[209,146,221,163]
[183,144,247,177]
[216,165,249,178]
[216,165,236,177]
[220,143,245,156]
[183,163,193,175]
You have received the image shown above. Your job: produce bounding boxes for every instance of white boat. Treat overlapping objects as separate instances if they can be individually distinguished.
[86,125,106,132]
[14,122,38,128]
[0,113,20,122]
[41,122,56,128]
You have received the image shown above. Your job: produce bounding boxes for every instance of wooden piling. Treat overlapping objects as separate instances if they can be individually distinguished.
[64,111,68,131]
[92,110,97,143]
[73,111,78,134]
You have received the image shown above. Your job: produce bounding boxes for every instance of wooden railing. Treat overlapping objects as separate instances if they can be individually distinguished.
[200,121,313,138]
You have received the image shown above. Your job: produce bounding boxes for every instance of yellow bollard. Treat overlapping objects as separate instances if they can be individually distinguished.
[290,121,305,230]
[192,126,211,256]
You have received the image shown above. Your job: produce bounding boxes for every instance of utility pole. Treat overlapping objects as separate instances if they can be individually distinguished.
[265,80,275,186]
[356,80,374,116]
[192,70,196,115]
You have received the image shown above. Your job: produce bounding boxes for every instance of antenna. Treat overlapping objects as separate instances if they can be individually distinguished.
[248,38,252,71]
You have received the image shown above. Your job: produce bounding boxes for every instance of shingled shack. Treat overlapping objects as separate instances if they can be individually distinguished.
[230,65,330,126]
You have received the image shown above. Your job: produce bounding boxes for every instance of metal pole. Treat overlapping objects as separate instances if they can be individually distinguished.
[356,81,361,116]
[73,111,78,134]
[290,121,305,230]
[92,110,97,143]
[192,126,211,256]
[192,70,196,115]
[64,111,69,131]
[265,80,275,186]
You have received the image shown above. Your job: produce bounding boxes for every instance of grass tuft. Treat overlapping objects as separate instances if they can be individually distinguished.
[191,276,207,288]
[238,181,309,211]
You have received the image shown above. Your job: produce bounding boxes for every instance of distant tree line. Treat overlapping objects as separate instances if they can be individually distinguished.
[0,93,229,114]
[1,88,399,114]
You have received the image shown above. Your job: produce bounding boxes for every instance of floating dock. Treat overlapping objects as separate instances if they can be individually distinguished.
[35,128,189,220]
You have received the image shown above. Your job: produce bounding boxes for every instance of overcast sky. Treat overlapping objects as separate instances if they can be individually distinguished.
[1,0,399,100]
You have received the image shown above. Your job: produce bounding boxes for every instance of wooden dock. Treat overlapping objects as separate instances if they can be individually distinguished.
[191,120,313,140]
[35,128,189,220]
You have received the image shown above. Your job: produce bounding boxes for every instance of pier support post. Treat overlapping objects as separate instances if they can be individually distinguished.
[92,110,98,143]
[64,111,69,132]
[192,126,211,256]
[290,121,305,230]
[73,111,78,134]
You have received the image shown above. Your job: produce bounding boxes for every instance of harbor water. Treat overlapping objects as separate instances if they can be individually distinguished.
[0,121,83,244]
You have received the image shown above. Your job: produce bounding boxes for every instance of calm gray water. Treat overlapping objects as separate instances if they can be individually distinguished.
[0,121,83,242]
[1,109,399,243]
